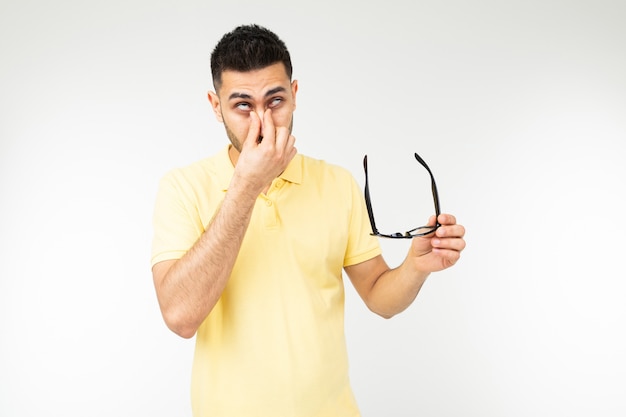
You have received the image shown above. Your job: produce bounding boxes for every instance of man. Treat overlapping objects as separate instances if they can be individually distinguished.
[151,24,466,417]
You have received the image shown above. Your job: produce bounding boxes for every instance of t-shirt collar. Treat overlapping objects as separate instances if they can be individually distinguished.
[217,145,303,191]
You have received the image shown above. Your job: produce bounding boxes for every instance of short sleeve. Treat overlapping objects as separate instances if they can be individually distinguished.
[150,171,205,267]
[343,174,382,267]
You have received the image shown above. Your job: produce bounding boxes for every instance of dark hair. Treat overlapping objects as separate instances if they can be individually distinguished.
[210,24,293,91]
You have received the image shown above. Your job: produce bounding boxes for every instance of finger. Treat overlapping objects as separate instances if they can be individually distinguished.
[287,134,296,153]
[274,132,297,167]
[432,247,462,268]
[432,235,466,252]
[286,135,297,160]
[436,223,465,239]
[427,215,437,226]
[243,111,262,150]
[262,108,276,144]
[437,213,457,225]
[274,126,291,150]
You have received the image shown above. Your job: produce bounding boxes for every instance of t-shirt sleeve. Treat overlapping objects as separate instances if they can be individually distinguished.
[343,173,382,267]
[150,171,204,267]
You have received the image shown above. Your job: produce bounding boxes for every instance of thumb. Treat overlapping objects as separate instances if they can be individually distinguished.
[410,216,437,252]
[243,112,262,150]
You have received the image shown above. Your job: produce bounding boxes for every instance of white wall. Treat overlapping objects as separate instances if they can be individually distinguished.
[1,1,625,416]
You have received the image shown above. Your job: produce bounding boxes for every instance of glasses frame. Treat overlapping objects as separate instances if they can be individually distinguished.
[363,152,441,239]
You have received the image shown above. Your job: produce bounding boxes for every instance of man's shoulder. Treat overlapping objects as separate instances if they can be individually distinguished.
[158,147,231,195]
[299,153,352,176]
[298,154,357,190]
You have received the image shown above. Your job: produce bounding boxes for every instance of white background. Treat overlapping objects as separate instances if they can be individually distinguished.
[1,0,625,416]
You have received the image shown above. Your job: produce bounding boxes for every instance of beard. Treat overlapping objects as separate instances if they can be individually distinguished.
[224,122,243,153]
[223,115,294,153]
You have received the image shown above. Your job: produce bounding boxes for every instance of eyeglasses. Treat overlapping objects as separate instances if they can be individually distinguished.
[363,152,441,239]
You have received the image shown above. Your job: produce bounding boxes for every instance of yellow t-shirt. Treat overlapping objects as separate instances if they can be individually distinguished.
[151,146,381,417]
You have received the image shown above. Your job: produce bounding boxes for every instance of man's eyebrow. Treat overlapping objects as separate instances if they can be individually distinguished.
[264,86,286,97]
[228,92,252,100]
[227,87,287,101]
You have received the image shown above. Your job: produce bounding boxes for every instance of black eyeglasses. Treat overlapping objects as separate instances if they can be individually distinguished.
[363,152,441,239]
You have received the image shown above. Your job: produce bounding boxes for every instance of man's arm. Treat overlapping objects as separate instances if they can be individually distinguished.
[344,214,465,319]
[152,181,259,338]
[152,110,296,338]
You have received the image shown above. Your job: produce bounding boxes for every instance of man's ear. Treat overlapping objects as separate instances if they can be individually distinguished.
[207,91,223,122]
[291,80,298,110]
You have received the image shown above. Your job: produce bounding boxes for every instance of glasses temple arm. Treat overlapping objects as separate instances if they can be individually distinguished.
[414,152,441,226]
[363,155,379,235]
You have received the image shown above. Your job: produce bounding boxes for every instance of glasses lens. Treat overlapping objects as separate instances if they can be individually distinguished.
[408,225,438,236]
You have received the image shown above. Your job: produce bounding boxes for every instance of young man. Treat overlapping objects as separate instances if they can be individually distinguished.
[151,24,466,417]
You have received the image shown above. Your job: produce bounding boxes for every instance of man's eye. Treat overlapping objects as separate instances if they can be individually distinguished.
[236,103,251,110]
[268,98,283,108]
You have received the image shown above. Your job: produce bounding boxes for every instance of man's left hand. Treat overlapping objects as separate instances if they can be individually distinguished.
[409,213,466,273]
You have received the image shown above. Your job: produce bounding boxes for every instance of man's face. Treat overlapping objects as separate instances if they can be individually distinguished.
[208,62,298,155]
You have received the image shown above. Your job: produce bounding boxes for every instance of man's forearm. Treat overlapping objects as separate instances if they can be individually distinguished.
[154,178,260,338]
[367,261,430,319]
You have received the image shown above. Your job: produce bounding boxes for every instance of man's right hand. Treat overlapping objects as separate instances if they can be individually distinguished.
[233,109,297,195]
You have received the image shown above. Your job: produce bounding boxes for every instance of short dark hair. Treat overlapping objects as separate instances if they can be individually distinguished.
[210,24,293,91]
